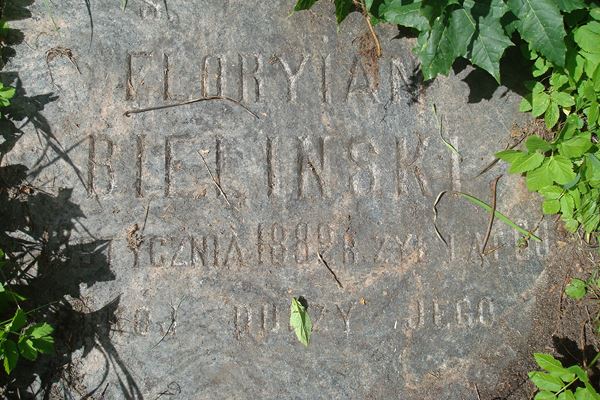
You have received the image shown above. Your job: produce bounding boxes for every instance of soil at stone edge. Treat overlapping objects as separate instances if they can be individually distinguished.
[490,225,600,399]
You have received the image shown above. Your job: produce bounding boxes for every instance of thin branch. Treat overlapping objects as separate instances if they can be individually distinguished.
[481,175,502,255]
[124,95,259,119]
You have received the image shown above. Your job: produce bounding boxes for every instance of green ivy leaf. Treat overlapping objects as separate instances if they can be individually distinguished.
[290,297,312,346]
[556,0,586,12]
[382,0,429,30]
[2,339,18,374]
[463,0,513,82]
[565,278,587,300]
[294,0,319,11]
[507,0,566,67]
[546,155,576,184]
[416,4,476,80]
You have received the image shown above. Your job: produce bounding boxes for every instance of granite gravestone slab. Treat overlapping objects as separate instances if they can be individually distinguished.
[7,0,553,398]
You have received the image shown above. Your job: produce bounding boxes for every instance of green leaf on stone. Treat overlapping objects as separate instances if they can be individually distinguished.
[290,297,312,346]
[507,0,566,67]
[382,0,429,30]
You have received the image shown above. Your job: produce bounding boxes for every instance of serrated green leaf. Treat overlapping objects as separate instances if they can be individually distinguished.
[560,194,575,216]
[574,21,600,55]
[416,5,476,80]
[557,132,592,159]
[532,91,551,117]
[382,0,429,30]
[527,165,554,191]
[496,149,524,163]
[539,185,563,199]
[558,390,576,400]
[585,154,600,182]
[587,102,598,127]
[543,198,561,214]
[31,336,54,354]
[2,339,18,374]
[10,309,27,333]
[463,0,513,82]
[509,151,545,173]
[535,391,557,400]
[17,337,37,361]
[528,371,565,392]
[551,91,575,108]
[26,322,54,339]
[574,387,592,400]
[520,96,533,112]
[550,73,569,89]
[556,0,586,12]
[545,101,560,129]
[526,136,552,152]
[565,278,587,300]
[294,0,319,11]
[533,353,575,382]
[290,297,312,346]
[546,155,576,184]
[563,217,579,232]
[507,0,566,67]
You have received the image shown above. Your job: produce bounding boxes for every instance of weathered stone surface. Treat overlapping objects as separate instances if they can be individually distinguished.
[5,1,554,398]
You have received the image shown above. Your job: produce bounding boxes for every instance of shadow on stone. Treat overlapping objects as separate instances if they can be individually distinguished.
[0,5,141,392]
